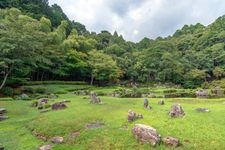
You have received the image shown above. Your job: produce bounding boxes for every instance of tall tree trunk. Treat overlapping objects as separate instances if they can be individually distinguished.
[0,72,9,90]
[41,72,44,81]
[90,74,94,85]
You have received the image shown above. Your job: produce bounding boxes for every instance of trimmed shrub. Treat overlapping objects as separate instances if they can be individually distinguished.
[22,87,35,94]
[1,87,14,96]
[35,87,47,94]
[163,89,177,94]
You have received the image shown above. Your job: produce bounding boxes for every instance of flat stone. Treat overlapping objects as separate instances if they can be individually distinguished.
[69,132,80,139]
[39,145,52,150]
[196,108,210,113]
[40,109,51,113]
[62,100,71,103]
[0,108,7,114]
[51,102,67,110]
[132,124,161,146]
[0,116,9,121]
[85,122,104,129]
[162,136,179,147]
[38,98,49,104]
[50,136,64,144]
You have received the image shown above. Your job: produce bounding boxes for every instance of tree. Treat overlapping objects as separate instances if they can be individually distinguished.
[213,67,225,79]
[88,50,122,85]
[0,8,50,89]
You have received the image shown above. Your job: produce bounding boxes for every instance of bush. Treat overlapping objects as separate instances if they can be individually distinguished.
[35,87,47,94]
[164,91,196,98]
[25,81,87,85]
[1,87,14,96]
[23,87,35,94]
[163,89,177,94]
[96,91,106,96]
[55,91,67,94]
[114,88,142,98]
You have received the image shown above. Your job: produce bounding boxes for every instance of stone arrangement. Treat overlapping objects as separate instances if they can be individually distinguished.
[127,110,143,122]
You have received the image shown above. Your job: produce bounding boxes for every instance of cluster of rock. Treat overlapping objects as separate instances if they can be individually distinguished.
[143,99,165,110]
[0,108,8,121]
[31,98,70,112]
[127,110,143,122]
[74,90,90,96]
[132,124,179,147]
[90,92,101,104]
[196,89,209,98]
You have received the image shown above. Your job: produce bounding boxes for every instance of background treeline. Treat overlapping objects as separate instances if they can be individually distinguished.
[0,0,225,89]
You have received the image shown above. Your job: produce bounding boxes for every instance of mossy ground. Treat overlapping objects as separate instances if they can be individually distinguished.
[1,84,225,150]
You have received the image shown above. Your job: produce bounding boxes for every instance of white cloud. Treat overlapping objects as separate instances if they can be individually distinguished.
[49,0,225,42]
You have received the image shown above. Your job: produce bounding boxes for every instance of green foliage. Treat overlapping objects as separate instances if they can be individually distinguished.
[0,86,13,96]
[35,87,47,94]
[88,50,122,84]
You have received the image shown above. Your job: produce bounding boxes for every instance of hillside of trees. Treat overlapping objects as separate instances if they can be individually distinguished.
[1,0,225,90]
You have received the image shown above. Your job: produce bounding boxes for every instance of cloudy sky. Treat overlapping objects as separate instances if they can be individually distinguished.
[49,0,225,42]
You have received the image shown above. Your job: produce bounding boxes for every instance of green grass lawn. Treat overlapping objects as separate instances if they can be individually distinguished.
[1,85,225,150]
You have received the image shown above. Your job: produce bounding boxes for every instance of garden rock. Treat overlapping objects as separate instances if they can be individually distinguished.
[39,145,52,150]
[69,131,80,139]
[162,136,179,147]
[128,110,143,122]
[0,108,7,114]
[0,145,4,150]
[62,100,71,103]
[50,136,64,144]
[48,93,57,99]
[0,116,9,121]
[85,121,104,129]
[196,108,210,113]
[132,124,161,146]
[90,92,101,104]
[51,102,67,110]
[196,90,208,98]
[38,98,48,104]
[128,110,136,122]
[144,99,149,108]
[40,109,51,113]
[20,93,30,100]
[147,106,152,110]
[169,104,185,117]
[158,100,165,105]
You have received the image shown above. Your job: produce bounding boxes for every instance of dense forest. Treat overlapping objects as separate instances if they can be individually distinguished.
[1,0,225,90]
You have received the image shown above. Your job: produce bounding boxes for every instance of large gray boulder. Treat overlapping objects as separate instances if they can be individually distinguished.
[90,92,101,104]
[169,104,185,117]
[132,124,161,146]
